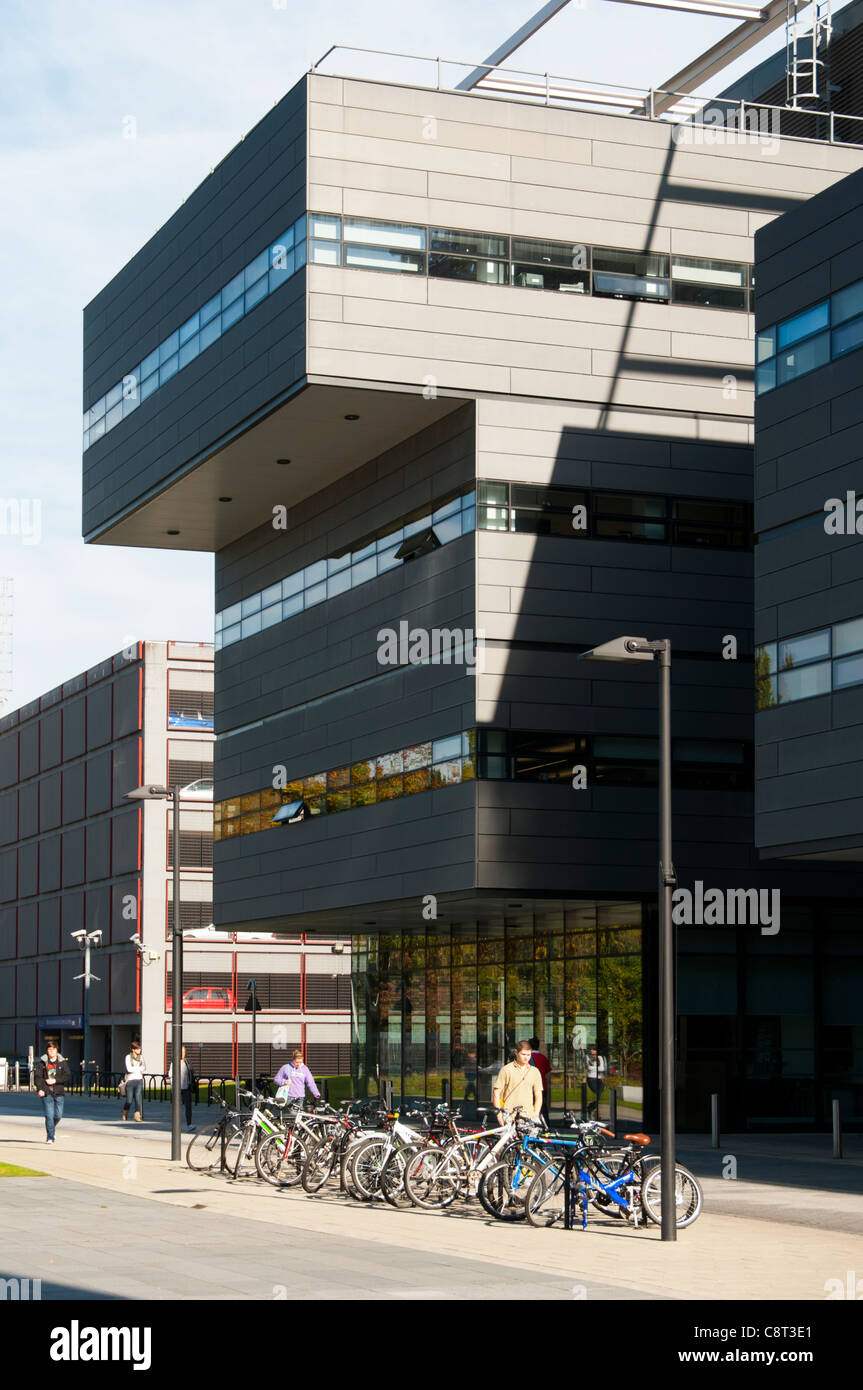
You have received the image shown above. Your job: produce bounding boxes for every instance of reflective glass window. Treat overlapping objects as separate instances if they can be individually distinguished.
[241,593,262,617]
[269,255,294,288]
[326,570,351,598]
[244,251,269,288]
[756,327,776,362]
[777,662,831,702]
[344,218,426,251]
[159,331,180,364]
[776,331,830,385]
[778,630,830,668]
[223,270,245,307]
[105,402,123,430]
[200,294,221,325]
[305,581,327,607]
[671,256,746,287]
[350,557,377,586]
[221,602,242,628]
[241,613,262,639]
[140,372,159,401]
[833,653,863,690]
[832,315,863,359]
[261,582,282,607]
[672,282,746,310]
[221,297,244,331]
[428,255,507,284]
[593,248,669,277]
[594,271,670,301]
[260,603,281,630]
[833,617,863,656]
[106,383,123,410]
[178,335,200,368]
[430,228,507,258]
[755,359,777,395]
[831,279,863,326]
[777,301,829,350]
[179,313,200,344]
[344,244,423,273]
[159,354,179,385]
[304,560,327,587]
[511,237,587,269]
[141,347,160,378]
[310,239,341,266]
[244,276,268,311]
[282,571,304,598]
[199,317,221,351]
[309,214,341,240]
[512,264,589,293]
[282,592,304,620]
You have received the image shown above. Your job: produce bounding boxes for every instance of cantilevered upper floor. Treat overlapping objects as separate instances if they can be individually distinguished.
[82,65,863,552]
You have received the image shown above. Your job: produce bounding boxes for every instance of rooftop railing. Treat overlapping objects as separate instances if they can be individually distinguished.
[310,43,863,147]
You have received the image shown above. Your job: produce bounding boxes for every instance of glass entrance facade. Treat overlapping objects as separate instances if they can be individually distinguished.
[351,902,644,1123]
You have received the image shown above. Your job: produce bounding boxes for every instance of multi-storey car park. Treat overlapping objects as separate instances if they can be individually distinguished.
[0,642,350,1082]
[78,11,863,1131]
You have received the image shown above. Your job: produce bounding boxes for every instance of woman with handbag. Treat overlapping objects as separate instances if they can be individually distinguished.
[121,1041,146,1122]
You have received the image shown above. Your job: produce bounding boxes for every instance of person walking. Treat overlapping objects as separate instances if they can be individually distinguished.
[121,1041,146,1123]
[273,1048,320,1102]
[492,1040,543,1124]
[585,1043,606,1118]
[168,1045,197,1131]
[528,1035,551,1126]
[34,1042,70,1144]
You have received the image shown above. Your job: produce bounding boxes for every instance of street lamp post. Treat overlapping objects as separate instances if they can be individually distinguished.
[126,781,183,1161]
[579,635,677,1241]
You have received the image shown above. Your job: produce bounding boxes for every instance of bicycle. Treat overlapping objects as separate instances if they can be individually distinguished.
[403,1107,542,1210]
[524,1130,702,1229]
[255,1097,340,1188]
[477,1114,609,1221]
[300,1100,389,1196]
[185,1094,243,1173]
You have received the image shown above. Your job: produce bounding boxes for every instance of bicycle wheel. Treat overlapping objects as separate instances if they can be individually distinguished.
[403,1146,462,1209]
[186,1121,237,1173]
[479,1159,542,1221]
[380,1144,425,1209]
[641,1164,703,1228]
[256,1132,308,1188]
[230,1123,260,1178]
[301,1136,338,1193]
[348,1137,389,1201]
[524,1165,568,1227]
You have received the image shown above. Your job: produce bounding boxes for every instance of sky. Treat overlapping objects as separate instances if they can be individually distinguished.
[0,0,818,712]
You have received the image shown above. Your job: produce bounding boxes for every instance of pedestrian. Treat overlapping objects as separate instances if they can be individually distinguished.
[168,1045,197,1131]
[34,1042,70,1144]
[528,1035,551,1126]
[273,1048,320,1103]
[121,1041,146,1123]
[492,1040,543,1124]
[586,1043,606,1118]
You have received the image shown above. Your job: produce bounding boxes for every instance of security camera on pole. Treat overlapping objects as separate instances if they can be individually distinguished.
[70,928,102,1097]
[126,781,184,1160]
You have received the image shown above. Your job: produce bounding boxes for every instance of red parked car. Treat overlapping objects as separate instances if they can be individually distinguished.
[165,987,236,1012]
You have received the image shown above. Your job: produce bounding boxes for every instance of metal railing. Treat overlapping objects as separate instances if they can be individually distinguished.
[310,44,863,148]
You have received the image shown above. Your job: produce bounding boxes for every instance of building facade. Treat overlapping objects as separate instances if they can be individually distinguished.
[82,66,863,1128]
[0,641,350,1080]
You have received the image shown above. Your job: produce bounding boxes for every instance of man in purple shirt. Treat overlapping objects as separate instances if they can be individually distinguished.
[274,1048,321,1101]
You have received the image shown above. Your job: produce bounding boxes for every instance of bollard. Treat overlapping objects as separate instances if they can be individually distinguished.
[320,1077,328,1103]
[833,1098,843,1159]
[711,1092,720,1150]
[14,1061,19,1091]
[441,1077,450,1105]
[608,1087,617,1136]
[580,1081,588,1119]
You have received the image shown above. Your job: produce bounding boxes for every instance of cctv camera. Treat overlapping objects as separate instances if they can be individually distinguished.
[70,930,86,941]
[129,932,141,945]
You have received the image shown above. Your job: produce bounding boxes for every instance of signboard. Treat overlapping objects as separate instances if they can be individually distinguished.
[37,1015,83,1029]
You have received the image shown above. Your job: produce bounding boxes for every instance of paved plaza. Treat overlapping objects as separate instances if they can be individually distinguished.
[1,1095,861,1301]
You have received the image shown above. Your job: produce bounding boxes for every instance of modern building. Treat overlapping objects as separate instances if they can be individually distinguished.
[0,642,350,1080]
[753,162,863,1125]
[81,53,863,1128]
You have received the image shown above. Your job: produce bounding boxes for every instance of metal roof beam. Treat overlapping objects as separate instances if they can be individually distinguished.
[648,0,792,113]
[455,0,574,89]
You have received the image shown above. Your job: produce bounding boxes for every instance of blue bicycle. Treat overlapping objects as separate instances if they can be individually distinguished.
[523,1129,702,1229]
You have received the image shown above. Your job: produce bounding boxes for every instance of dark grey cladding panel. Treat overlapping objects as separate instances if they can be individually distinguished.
[755,165,863,303]
[62,763,86,824]
[82,77,308,539]
[86,821,111,882]
[62,699,86,759]
[62,827,85,889]
[213,783,476,924]
[0,732,16,789]
[0,790,15,846]
[38,772,61,833]
[86,751,112,817]
[18,783,37,839]
[215,406,475,608]
[39,711,62,769]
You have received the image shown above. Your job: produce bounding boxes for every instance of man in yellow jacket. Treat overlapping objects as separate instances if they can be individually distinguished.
[492,1040,543,1123]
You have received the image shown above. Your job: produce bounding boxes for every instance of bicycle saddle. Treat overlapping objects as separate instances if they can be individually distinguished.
[623,1132,651,1145]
